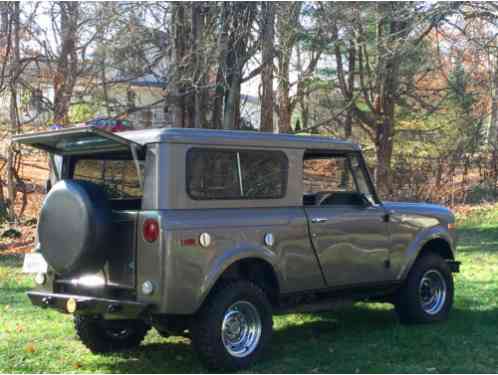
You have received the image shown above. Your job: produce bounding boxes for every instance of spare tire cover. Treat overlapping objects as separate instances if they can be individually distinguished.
[38,180,112,275]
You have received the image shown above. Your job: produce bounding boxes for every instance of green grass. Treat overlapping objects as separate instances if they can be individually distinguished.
[2,208,498,373]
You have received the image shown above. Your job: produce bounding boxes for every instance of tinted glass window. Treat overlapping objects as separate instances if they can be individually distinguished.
[303,154,376,206]
[303,157,356,194]
[187,149,288,200]
[73,159,143,199]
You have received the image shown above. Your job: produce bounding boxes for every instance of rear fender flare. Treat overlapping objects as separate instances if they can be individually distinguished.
[194,245,281,312]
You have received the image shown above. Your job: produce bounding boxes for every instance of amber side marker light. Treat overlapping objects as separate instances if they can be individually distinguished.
[66,298,77,314]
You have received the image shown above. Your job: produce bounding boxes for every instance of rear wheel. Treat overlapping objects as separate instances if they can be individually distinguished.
[191,280,273,371]
[75,316,150,353]
[395,253,454,324]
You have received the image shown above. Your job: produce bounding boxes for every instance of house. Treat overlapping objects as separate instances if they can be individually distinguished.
[0,56,172,130]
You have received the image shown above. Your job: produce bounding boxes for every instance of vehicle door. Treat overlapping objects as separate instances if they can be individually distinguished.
[303,151,393,287]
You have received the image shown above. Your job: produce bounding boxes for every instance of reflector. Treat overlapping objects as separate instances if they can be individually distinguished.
[143,218,159,242]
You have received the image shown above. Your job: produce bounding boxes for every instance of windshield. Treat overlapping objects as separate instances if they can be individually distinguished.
[72,158,144,199]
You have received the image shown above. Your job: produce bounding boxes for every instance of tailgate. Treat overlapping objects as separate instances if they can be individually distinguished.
[13,126,143,155]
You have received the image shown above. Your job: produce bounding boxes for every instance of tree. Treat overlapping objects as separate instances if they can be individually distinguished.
[260,2,274,133]
[52,2,80,125]
[275,3,301,133]
[323,2,452,195]
[221,3,257,130]
[5,2,20,221]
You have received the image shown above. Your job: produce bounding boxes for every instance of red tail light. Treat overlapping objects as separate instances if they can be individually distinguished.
[143,218,159,242]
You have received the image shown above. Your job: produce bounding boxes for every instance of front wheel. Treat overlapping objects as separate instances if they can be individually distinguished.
[191,280,273,371]
[395,253,454,324]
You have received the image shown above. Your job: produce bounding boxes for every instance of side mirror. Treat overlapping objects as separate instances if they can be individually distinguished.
[359,193,375,207]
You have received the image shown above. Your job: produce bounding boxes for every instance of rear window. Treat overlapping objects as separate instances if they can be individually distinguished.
[187,148,288,200]
[73,159,143,199]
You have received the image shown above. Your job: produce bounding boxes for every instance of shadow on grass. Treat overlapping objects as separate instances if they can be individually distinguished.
[103,302,498,373]
[102,306,410,373]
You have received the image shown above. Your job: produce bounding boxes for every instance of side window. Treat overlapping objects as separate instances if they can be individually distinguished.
[303,154,365,206]
[187,150,241,199]
[304,156,356,194]
[187,149,288,200]
[239,151,287,199]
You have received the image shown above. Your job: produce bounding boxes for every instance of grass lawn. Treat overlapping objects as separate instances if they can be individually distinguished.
[2,207,498,373]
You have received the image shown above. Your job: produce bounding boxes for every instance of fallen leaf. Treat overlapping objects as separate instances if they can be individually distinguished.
[25,343,36,353]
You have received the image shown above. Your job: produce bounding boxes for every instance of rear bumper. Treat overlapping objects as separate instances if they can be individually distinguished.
[27,291,149,319]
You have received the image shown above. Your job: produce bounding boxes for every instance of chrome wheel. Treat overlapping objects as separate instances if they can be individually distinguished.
[419,269,447,315]
[221,300,262,358]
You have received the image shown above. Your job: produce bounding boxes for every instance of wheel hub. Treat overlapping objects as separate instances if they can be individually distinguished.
[418,269,447,315]
[221,301,262,358]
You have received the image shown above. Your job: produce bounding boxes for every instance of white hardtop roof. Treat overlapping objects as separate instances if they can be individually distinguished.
[119,127,360,151]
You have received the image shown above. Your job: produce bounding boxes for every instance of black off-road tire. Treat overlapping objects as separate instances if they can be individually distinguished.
[74,316,150,353]
[395,253,454,324]
[191,280,273,371]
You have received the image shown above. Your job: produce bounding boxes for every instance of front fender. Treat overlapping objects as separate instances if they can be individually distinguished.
[194,244,281,313]
[397,225,455,280]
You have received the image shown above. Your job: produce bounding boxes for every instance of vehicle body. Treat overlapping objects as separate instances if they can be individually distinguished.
[15,127,460,370]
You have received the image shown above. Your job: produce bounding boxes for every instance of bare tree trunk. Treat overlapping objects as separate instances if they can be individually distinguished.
[277,56,291,133]
[344,41,355,140]
[192,3,207,129]
[260,2,275,133]
[101,55,110,116]
[489,51,498,192]
[212,65,225,129]
[295,45,309,130]
[224,77,241,129]
[172,3,187,128]
[489,50,498,144]
[53,2,79,125]
[6,2,20,222]
[276,3,301,133]
[375,118,394,197]
[222,3,256,130]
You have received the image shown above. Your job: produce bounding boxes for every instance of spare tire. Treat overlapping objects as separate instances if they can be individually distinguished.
[38,180,112,275]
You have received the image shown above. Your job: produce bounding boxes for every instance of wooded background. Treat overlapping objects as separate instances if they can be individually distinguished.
[1,2,498,221]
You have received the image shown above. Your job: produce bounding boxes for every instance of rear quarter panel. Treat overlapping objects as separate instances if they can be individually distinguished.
[141,208,325,314]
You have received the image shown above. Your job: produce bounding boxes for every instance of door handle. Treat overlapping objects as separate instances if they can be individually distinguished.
[311,217,329,224]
